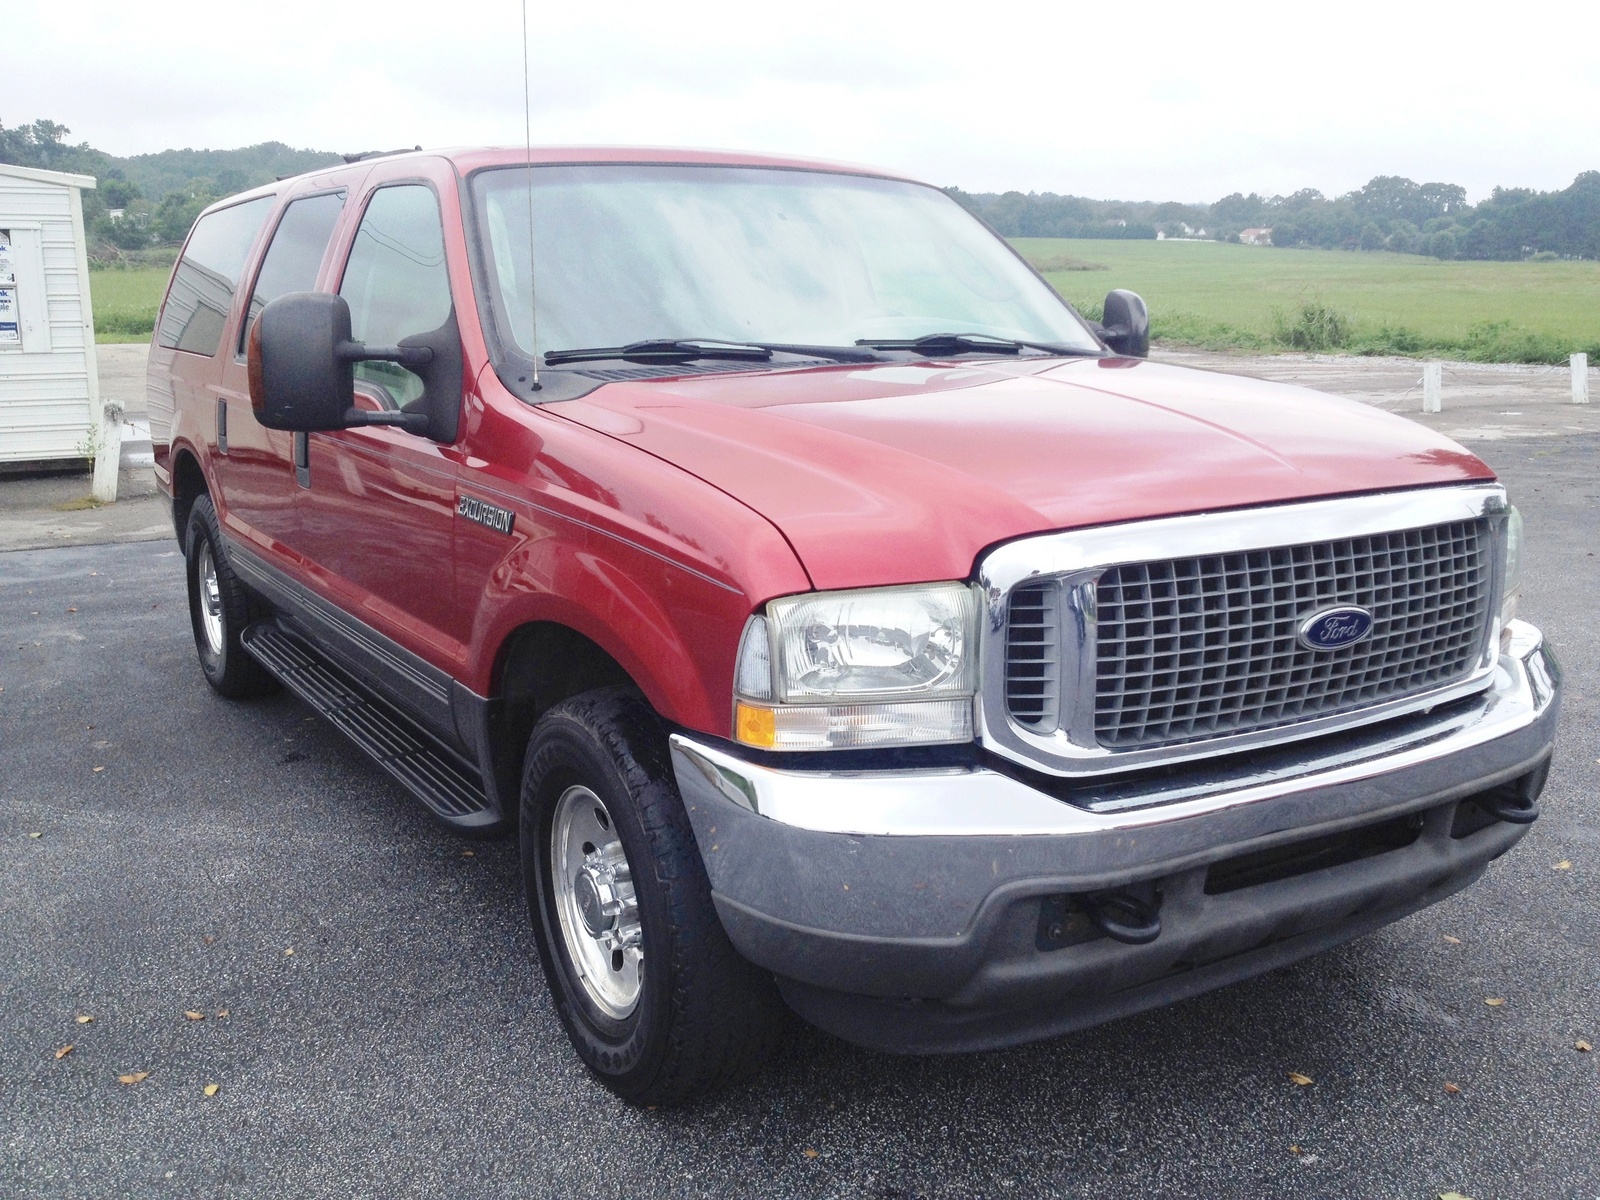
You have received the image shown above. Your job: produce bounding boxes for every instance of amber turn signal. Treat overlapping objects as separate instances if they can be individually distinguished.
[735,702,777,749]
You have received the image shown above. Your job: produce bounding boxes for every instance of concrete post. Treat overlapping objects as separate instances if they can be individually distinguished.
[1422,363,1443,413]
[1573,353,1590,405]
[91,400,124,504]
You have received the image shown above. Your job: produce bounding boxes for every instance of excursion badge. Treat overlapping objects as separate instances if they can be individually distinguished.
[457,494,515,535]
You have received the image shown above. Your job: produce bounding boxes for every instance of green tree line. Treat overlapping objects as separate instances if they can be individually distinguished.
[7,117,1595,262]
[948,172,1600,260]
[0,118,340,256]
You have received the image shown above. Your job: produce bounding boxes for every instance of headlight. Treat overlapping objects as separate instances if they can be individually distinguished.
[1500,504,1524,645]
[733,583,978,750]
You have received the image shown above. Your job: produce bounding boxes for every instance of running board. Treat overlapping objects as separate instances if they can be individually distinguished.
[242,619,499,831]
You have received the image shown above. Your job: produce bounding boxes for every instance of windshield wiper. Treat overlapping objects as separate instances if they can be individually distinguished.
[855,333,1096,358]
[747,342,886,363]
[545,338,885,367]
[544,339,773,366]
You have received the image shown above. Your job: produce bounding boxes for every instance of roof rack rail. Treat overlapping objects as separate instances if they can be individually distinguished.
[341,145,424,164]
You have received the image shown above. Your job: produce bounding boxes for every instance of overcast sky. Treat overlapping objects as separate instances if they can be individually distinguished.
[12,1,1599,202]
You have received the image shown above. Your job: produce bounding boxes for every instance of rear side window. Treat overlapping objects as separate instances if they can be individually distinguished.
[339,185,452,408]
[157,197,274,356]
[237,191,347,353]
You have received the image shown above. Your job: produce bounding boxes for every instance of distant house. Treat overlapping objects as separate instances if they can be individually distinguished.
[1240,227,1273,245]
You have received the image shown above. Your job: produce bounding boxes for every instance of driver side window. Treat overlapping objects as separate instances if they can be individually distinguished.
[339,185,452,409]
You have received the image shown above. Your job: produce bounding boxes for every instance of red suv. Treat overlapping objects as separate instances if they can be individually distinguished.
[148,148,1559,1105]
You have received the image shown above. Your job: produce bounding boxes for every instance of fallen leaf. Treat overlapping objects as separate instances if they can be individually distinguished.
[1443,1082,1461,1094]
[1554,861,1572,871]
[802,1149,819,1159]
[203,936,215,945]
[183,1011,204,1021]
[216,1008,230,1018]
[1289,1145,1301,1154]
[117,1071,149,1085]
[1485,997,1506,1007]
[1287,1072,1314,1086]
[28,832,41,839]
[67,607,77,613]
[54,1045,73,1060]
[1576,1040,1592,1053]
[460,850,475,858]
[203,1083,220,1097]
[1443,935,1462,945]
[76,1015,92,1025]
[1439,1193,1475,1200]
[283,948,294,957]
[92,766,104,773]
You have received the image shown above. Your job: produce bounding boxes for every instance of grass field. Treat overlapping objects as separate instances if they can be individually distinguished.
[1013,238,1600,363]
[84,243,1599,363]
[87,267,169,344]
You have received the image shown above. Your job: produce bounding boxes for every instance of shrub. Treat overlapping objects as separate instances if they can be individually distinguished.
[1270,301,1353,351]
[1351,325,1427,355]
[93,306,157,336]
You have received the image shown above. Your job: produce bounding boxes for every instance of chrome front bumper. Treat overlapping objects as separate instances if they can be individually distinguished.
[669,621,1559,1053]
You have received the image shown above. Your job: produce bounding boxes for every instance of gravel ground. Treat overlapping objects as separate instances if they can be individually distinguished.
[1,435,1597,1199]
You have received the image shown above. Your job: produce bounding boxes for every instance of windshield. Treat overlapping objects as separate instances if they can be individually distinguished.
[469,164,1101,363]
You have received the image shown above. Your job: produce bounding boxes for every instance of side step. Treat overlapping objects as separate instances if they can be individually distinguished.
[242,619,500,831]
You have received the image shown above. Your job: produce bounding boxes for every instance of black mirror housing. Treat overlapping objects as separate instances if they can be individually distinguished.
[398,312,463,444]
[248,292,452,439]
[1100,289,1150,358]
[249,292,357,431]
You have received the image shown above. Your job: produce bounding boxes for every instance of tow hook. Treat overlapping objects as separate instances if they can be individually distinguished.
[1476,759,1550,826]
[1083,886,1163,945]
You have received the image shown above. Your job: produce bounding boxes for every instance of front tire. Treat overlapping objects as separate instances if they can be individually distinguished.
[184,494,276,699]
[520,687,784,1106]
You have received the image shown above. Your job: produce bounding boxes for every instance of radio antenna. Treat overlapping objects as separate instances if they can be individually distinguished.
[521,0,541,390]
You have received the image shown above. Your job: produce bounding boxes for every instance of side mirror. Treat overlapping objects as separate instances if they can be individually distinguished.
[1099,289,1150,358]
[247,292,445,437]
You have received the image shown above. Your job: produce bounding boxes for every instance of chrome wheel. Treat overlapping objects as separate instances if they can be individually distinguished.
[550,783,643,1019]
[197,540,224,656]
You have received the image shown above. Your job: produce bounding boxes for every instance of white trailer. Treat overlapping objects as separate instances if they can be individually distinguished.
[0,162,101,465]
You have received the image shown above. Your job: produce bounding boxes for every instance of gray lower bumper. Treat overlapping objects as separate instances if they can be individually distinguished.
[669,623,1560,1053]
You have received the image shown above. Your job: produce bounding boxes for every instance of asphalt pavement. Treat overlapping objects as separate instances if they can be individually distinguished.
[2,436,1598,1199]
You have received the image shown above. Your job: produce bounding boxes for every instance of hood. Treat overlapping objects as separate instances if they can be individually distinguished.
[551,356,1494,592]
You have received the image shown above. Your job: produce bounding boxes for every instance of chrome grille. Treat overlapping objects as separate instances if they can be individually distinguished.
[1089,519,1491,749]
[1006,583,1059,728]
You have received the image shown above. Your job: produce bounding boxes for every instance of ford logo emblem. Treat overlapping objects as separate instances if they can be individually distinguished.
[1297,605,1374,651]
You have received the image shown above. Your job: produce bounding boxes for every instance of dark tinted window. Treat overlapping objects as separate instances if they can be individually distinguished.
[157,197,273,356]
[238,191,346,353]
[339,185,452,408]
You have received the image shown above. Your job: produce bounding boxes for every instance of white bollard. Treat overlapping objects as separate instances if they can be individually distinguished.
[1422,362,1443,413]
[1573,353,1590,405]
[91,400,124,504]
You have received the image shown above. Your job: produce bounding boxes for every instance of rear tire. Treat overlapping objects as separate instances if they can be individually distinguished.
[520,687,784,1106]
[184,494,276,699]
